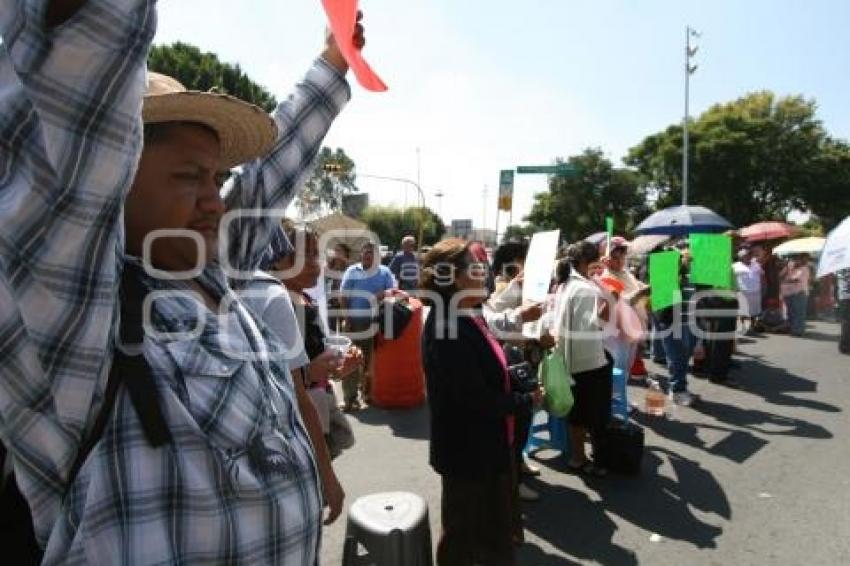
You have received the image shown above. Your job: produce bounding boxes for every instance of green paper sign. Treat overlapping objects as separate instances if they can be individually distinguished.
[689,233,733,289]
[649,250,682,312]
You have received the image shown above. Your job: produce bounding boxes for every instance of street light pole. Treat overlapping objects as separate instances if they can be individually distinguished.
[358,173,427,250]
[683,26,700,206]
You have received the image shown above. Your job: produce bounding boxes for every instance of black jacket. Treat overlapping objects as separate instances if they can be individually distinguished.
[421,310,532,478]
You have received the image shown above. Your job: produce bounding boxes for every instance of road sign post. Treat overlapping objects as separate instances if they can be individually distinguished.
[516,164,580,176]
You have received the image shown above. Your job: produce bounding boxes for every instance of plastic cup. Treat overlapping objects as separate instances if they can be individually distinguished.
[323,334,352,357]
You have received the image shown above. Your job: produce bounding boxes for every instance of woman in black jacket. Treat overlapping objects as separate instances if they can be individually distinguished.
[420,238,542,565]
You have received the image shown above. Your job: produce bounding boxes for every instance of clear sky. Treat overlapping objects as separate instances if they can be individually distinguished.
[155,0,850,233]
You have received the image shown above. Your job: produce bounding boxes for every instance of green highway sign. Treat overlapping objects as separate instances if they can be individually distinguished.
[516,164,579,176]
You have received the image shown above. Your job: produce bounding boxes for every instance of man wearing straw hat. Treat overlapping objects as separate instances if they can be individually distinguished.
[0,2,366,562]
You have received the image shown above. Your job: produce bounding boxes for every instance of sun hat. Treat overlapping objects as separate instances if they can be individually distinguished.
[599,236,629,255]
[143,72,278,168]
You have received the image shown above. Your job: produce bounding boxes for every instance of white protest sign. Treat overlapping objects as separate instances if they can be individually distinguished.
[522,229,561,303]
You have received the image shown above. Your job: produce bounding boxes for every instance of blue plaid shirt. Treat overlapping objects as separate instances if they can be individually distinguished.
[0,1,350,562]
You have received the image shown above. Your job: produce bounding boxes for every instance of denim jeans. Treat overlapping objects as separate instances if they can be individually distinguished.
[702,314,736,380]
[606,340,636,421]
[649,314,667,363]
[656,318,694,393]
[784,292,807,336]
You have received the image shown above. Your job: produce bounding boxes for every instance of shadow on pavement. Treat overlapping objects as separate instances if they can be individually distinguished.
[632,392,830,464]
[597,447,727,547]
[516,543,582,566]
[522,447,726,559]
[520,483,638,565]
[691,398,833,439]
[729,357,842,413]
[795,328,840,344]
[633,412,770,464]
[348,403,430,440]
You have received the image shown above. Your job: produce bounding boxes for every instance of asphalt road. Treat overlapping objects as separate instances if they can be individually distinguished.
[320,320,849,565]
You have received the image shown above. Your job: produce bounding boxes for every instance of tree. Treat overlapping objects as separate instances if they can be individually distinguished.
[524,148,649,243]
[797,138,850,231]
[148,42,277,111]
[360,205,445,249]
[797,217,825,238]
[501,224,539,243]
[296,147,359,218]
[626,91,850,229]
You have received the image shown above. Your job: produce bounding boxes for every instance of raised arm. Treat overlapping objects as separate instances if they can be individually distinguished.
[223,23,367,277]
[1,0,155,183]
[0,0,157,546]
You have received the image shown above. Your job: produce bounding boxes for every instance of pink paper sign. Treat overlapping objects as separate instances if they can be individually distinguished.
[321,0,388,92]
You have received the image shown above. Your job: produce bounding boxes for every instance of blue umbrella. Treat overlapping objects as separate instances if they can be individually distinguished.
[583,231,609,245]
[635,205,732,236]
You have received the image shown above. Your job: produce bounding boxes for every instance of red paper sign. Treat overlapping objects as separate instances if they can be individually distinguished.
[321,0,388,92]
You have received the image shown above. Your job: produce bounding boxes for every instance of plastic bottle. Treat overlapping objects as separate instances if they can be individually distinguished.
[645,380,666,417]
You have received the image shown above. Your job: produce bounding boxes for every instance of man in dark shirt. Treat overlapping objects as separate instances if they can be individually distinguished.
[388,235,420,290]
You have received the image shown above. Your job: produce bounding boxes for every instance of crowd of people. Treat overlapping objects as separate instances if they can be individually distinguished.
[1,4,847,565]
[413,232,847,563]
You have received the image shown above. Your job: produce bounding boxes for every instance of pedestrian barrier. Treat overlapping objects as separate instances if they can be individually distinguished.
[342,491,433,566]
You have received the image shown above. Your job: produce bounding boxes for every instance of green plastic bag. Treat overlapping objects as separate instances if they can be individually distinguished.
[539,345,575,418]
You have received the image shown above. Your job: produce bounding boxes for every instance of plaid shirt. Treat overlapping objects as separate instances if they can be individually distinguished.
[0,0,350,562]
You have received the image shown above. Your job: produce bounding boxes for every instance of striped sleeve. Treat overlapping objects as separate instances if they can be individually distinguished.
[222,57,350,278]
[0,0,157,545]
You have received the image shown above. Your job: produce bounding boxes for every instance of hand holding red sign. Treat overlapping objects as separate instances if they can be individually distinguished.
[321,0,387,91]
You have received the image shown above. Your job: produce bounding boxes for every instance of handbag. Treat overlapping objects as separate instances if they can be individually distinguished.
[508,361,539,393]
[540,282,577,417]
[539,344,575,417]
[376,297,414,340]
[616,300,644,344]
[595,421,645,475]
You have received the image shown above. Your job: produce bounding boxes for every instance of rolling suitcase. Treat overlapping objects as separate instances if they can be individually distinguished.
[596,421,644,475]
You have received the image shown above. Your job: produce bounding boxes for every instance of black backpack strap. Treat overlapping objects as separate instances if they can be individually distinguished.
[67,264,172,486]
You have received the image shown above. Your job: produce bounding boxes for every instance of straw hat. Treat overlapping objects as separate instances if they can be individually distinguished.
[142,72,277,168]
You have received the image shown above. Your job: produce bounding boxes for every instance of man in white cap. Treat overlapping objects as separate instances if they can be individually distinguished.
[0,1,364,562]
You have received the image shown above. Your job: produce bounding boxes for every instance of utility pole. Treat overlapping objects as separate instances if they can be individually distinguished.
[683,26,700,206]
[482,185,488,237]
[434,191,444,220]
